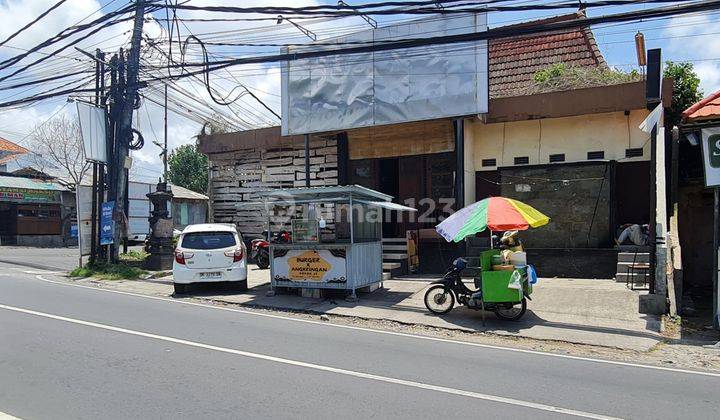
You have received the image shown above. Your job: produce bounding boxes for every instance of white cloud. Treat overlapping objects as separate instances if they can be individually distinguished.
[694,62,720,96]
[661,14,720,95]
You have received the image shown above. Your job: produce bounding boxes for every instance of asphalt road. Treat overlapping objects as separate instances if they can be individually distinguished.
[0,263,718,420]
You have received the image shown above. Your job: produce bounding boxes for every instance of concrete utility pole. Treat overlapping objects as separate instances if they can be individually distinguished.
[110,0,145,260]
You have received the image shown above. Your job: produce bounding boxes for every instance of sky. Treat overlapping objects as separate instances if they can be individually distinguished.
[0,0,719,184]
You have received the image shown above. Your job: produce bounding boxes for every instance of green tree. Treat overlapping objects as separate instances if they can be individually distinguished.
[664,61,703,126]
[168,144,209,193]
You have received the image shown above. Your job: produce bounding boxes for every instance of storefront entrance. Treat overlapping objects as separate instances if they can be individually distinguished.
[348,152,457,238]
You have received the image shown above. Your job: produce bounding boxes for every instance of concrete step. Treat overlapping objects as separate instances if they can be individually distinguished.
[617,245,651,253]
[382,237,407,243]
[382,262,401,271]
[616,261,652,274]
[382,244,408,251]
[382,272,392,281]
[383,253,408,260]
[618,252,650,263]
[615,272,651,283]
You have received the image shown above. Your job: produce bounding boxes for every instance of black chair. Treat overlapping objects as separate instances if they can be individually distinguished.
[626,247,650,290]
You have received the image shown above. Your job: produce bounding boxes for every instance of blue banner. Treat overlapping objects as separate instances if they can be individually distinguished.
[100,201,114,245]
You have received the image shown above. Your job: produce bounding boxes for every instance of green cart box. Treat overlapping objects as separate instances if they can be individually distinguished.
[475,249,532,303]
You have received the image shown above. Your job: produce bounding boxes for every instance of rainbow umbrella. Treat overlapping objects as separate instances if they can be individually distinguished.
[436,197,550,243]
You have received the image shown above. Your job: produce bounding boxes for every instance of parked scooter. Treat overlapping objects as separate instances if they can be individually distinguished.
[424,258,529,321]
[250,230,291,269]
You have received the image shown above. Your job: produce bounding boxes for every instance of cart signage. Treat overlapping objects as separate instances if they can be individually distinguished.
[274,249,346,283]
[288,250,332,281]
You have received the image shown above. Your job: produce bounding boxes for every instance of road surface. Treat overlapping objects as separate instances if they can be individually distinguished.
[0,262,718,419]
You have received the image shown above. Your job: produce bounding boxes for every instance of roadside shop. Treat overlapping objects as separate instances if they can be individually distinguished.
[258,185,415,299]
[0,175,68,246]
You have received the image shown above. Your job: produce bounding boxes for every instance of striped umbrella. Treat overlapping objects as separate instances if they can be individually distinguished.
[436,197,550,243]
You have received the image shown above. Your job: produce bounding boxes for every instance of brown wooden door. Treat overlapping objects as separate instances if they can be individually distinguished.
[425,152,456,226]
[348,159,378,190]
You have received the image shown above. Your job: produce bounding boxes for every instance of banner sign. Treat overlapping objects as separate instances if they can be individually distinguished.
[281,13,488,135]
[273,249,347,283]
[0,187,60,203]
[701,128,720,187]
[77,101,107,163]
[100,201,115,245]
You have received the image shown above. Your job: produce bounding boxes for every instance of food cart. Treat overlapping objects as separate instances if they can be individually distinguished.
[257,185,416,299]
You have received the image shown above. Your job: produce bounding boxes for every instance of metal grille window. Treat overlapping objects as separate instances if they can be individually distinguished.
[587,151,605,160]
[625,148,644,158]
[481,158,497,167]
[549,153,565,163]
[514,156,529,165]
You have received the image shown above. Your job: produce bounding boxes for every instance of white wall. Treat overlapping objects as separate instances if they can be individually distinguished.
[472,110,652,171]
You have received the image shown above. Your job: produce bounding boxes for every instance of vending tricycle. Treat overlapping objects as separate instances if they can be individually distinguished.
[423,249,534,321]
[426,196,548,322]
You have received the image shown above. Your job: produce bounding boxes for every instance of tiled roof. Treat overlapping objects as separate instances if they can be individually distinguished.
[682,90,720,122]
[489,12,606,99]
[0,137,29,154]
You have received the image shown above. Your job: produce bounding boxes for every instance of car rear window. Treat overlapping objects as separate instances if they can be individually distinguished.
[181,232,236,250]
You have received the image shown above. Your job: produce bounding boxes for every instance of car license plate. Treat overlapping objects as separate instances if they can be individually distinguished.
[200,272,222,279]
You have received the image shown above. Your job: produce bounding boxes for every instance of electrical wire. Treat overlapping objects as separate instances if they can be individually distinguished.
[0,0,69,48]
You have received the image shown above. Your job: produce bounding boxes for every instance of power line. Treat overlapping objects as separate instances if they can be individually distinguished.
[0,0,69,48]
[148,1,720,75]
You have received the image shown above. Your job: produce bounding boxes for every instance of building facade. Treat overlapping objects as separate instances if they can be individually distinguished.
[199,12,671,278]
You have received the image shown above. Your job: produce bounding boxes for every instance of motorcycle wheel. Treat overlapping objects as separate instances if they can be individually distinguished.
[424,285,455,315]
[255,251,269,269]
[494,298,527,321]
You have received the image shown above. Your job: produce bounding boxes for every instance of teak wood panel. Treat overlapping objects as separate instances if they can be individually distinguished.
[347,119,455,160]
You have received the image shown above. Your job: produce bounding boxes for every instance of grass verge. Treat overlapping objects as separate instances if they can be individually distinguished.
[70,261,147,280]
[120,249,149,263]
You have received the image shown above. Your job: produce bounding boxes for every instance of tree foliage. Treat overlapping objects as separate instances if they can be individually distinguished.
[663,61,703,126]
[29,114,89,185]
[167,143,209,193]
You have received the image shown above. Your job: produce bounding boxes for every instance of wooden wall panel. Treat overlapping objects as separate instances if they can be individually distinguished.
[347,119,455,160]
[207,136,338,239]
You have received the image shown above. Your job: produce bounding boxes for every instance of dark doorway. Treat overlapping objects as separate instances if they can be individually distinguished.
[378,158,399,237]
[615,161,651,226]
[0,203,17,244]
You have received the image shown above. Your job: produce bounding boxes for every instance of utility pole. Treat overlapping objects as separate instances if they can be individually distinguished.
[109,0,146,261]
[163,83,168,180]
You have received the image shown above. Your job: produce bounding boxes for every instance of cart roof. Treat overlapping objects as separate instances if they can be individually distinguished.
[257,185,393,203]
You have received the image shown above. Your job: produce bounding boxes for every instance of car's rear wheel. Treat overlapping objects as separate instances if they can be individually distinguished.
[174,283,188,294]
[230,280,248,292]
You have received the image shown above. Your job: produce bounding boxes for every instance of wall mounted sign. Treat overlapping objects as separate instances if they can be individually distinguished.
[701,127,720,187]
[0,187,60,203]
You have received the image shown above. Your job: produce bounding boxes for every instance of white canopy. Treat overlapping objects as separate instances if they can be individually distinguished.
[359,200,417,212]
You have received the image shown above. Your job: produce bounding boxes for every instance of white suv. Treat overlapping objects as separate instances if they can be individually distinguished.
[173,224,247,294]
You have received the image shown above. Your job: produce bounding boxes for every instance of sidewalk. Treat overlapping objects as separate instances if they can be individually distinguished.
[65,266,663,351]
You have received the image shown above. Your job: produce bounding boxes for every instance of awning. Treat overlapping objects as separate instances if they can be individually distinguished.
[359,200,417,212]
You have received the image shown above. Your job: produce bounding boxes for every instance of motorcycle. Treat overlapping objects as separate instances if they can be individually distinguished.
[423,257,529,321]
[250,230,291,269]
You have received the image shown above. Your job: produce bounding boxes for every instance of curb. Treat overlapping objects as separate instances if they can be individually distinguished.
[0,259,69,272]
